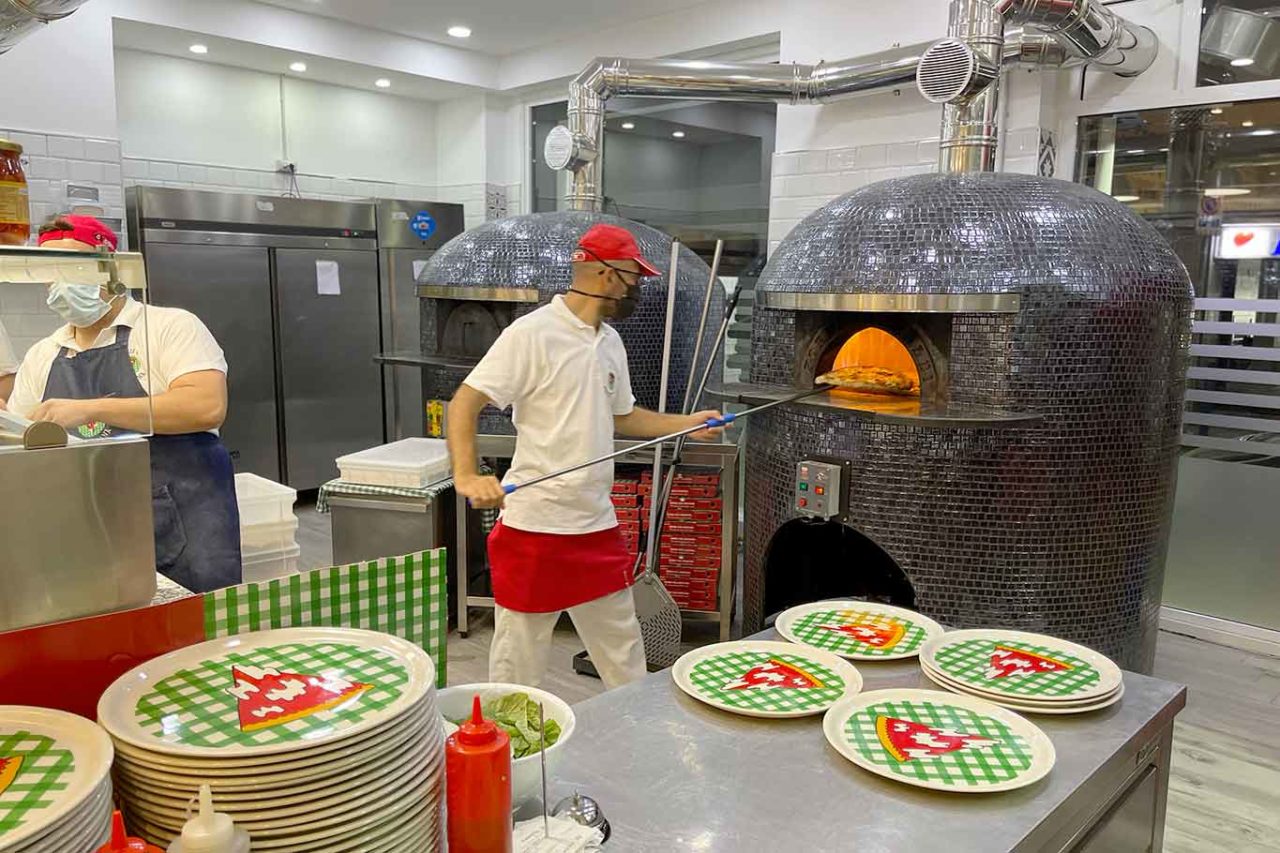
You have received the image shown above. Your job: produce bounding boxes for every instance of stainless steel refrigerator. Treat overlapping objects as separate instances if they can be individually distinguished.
[375,199,464,441]
[127,187,384,490]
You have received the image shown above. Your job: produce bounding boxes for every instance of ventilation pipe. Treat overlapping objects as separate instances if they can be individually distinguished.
[549,0,1156,207]
[0,0,94,54]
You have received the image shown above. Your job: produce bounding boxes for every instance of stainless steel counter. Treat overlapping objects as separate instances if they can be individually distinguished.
[545,630,1186,852]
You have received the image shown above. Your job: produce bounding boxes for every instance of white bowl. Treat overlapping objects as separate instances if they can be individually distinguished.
[436,682,576,806]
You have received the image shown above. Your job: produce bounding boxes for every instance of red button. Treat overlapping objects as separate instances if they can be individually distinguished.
[798,498,808,508]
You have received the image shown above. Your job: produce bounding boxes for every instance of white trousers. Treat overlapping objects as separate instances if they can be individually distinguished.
[490,587,647,691]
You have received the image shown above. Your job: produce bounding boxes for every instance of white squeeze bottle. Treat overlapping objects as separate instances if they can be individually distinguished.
[166,784,250,853]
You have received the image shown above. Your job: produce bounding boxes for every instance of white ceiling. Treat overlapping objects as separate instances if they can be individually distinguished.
[252,0,699,56]
[113,20,482,102]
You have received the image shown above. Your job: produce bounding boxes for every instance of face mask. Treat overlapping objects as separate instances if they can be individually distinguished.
[47,283,116,327]
[609,281,642,321]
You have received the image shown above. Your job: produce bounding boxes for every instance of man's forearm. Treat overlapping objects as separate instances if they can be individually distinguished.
[615,407,701,439]
[446,390,485,479]
[94,388,221,434]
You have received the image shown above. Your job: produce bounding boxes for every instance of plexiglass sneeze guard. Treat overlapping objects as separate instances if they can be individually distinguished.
[0,246,157,631]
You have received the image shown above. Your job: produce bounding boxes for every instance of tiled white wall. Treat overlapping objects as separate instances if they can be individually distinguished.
[0,284,62,363]
[768,127,1043,250]
[0,129,125,227]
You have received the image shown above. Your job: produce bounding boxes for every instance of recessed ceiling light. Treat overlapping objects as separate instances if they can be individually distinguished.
[1249,128,1278,136]
[1125,149,1146,155]
[672,130,686,139]
[620,122,635,130]
[1112,195,1140,203]
[1211,107,1224,115]
[1230,57,1255,67]
[447,25,472,38]
[1204,187,1251,197]
[375,78,392,89]
[189,44,208,54]
[1242,120,1255,127]
[289,61,308,72]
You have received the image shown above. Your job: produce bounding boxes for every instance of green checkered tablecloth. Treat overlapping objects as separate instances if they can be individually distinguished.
[842,699,1033,788]
[315,477,455,513]
[932,639,1101,699]
[0,731,74,836]
[133,640,409,749]
[202,551,447,687]
[688,651,846,714]
[790,609,928,658]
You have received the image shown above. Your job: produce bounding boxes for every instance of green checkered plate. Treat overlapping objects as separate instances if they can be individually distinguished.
[920,664,1126,715]
[97,628,436,758]
[823,689,1056,793]
[920,629,1123,703]
[776,600,945,660]
[672,641,862,718]
[0,706,114,849]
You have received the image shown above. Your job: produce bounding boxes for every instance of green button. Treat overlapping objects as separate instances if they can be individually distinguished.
[799,483,809,491]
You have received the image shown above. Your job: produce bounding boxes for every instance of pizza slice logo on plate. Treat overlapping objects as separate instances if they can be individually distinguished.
[724,657,825,691]
[876,716,995,762]
[227,665,372,732]
[0,755,23,795]
[820,618,906,650]
[986,644,1074,680]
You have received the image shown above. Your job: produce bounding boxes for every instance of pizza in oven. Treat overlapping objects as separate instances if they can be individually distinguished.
[817,365,919,396]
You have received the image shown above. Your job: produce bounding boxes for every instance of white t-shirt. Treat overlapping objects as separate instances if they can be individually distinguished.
[0,319,16,378]
[464,295,635,535]
[8,298,228,433]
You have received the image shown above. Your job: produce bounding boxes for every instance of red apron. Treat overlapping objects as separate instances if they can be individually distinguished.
[487,520,634,613]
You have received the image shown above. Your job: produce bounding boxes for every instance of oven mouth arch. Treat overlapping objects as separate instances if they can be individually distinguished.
[802,316,950,407]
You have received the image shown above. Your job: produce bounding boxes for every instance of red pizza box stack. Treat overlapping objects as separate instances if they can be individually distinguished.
[612,474,643,555]
[639,468,724,612]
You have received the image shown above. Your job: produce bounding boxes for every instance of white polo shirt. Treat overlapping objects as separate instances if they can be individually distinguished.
[0,319,16,378]
[464,295,635,535]
[8,297,228,433]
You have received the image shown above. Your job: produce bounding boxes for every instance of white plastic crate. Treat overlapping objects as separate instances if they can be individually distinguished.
[241,516,299,558]
[242,543,301,584]
[335,438,451,489]
[235,473,297,527]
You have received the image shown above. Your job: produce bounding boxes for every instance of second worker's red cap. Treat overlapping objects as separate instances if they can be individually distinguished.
[571,223,661,277]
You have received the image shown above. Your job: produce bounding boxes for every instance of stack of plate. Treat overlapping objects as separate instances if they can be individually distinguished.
[919,629,1125,714]
[97,628,442,852]
[0,706,114,853]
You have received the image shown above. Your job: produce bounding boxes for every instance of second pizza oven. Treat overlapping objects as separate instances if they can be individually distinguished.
[726,171,1194,672]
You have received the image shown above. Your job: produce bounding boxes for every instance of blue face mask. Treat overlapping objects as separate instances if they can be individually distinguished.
[47,283,117,328]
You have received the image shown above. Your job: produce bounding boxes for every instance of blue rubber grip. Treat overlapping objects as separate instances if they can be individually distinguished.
[705,413,736,428]
[503,484,518,494]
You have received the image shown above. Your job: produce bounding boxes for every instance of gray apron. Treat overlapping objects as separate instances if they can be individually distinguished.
[42,326,242,592]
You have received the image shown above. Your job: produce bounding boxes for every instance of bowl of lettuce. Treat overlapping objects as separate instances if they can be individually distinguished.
[438,682,576,805]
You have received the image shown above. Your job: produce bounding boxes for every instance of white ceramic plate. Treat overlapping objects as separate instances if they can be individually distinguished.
[776,600,945,661]
[920,666,1126,715]
[672,640,862,718]
[98,628,435,758]
[920,629,1123,703]
[0,706,115,850]
[108,690,437,771]
[11,779,111,853]
[823,688,1056,793]
[920,659,1123,704]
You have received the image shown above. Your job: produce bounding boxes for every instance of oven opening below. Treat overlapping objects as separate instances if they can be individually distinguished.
[762,518,915,623]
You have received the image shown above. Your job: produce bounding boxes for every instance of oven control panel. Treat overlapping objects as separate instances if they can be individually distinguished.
[795,460,843,519]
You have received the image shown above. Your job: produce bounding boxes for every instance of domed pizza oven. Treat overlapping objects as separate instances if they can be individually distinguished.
[417,212,721,435]
[735,172,1193,672]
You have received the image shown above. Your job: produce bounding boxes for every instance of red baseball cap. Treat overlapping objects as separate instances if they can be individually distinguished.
[571,223,660,277]
[37,214,118,251]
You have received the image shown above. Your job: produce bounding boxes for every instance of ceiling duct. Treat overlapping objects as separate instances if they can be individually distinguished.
[549,0,1156,207]
[0,0,92,54]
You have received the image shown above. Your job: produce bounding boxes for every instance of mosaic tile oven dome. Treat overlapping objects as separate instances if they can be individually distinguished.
[745,172,1193,672]
[418,212,721,434]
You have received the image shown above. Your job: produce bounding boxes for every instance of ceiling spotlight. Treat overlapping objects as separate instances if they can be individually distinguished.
[189,44,208,54]
[447,25,472,38]
[1230,57,1255,67]
[375,78,392,88]
[1112,195,1140,203]
[1242,120,1255,127]
[672,130,686,139]
[1210,107,1224,115]
[1204,187,1251,197]
[1250,129,1278,137]
[620,122,635,130]
[290,61,308,72]
[1125,149,1146,155]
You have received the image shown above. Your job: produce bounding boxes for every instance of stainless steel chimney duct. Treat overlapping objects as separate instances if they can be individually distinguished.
[0,0,92,54]
[996,0,1157,77]
[935,0,1004,173]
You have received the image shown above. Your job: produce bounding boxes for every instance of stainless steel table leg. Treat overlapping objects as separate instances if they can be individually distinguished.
[456,489,470,637]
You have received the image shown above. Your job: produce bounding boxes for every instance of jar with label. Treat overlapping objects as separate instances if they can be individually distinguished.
[0,140,30,245]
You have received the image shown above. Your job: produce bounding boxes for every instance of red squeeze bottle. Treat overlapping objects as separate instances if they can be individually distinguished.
[95,811,164,853]
[446,695,514,853]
